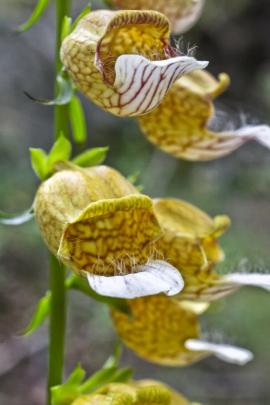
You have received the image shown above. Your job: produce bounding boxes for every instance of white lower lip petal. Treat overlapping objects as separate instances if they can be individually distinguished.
[87,260,184,298]
[114,54,208,116]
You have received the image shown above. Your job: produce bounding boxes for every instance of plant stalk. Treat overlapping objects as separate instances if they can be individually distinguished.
[47,0,71,403]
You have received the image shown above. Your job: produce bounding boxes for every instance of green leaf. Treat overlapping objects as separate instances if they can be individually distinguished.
[29,147,48,179]
[111,368,133,383]
[71,4,92,31]
[25,72,73,106]
[17,0,50,32]
[72,147,109,167]
[79,367,118,394]
[69,95,87,144]
[22,291,51,336]
[51,364,86,405]
[66,275,130,315]
[103,344,122,369]
[47,134,72,171]
[61,16,72,41]
[0,208,34,225]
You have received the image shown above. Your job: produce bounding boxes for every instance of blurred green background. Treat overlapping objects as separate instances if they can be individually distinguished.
[0,0,270,404]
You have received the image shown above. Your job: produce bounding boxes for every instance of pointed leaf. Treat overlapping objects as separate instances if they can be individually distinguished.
[47,134,72,171]
[29,147,48,179]
[0,208,34,226]
[110,368,133,383]
[79,367,118,394]
[61,16,72,41]
[72,147,109,167]
[51,365,86,405]
[69,95,87,144]
[25,72,73,106]
[22,291,51,336]
[103,344,122,369]
[71,5,91,31]
[17,0,50,32]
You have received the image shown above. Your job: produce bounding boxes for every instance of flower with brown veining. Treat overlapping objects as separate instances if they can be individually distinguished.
[60,10,207,117]
[153,197,270,300]
[139,70,270,160]
[71,380,201,405]
[34,164,184,298]
[111,295,253,366]
[110,0,205,34]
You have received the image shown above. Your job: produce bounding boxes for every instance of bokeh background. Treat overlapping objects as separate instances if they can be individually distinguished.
[0,0,270,404]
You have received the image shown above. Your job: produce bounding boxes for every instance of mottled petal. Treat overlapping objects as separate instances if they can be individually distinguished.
[111,295,206,366]
[62,10,208,117]
[138,71,270,160]
[185,339,253,365]
[87,260,184,298]
[111,0,205,34]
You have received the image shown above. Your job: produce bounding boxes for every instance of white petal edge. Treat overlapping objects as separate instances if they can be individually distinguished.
[185,339,253,365]
[87,260,184,299]
[114,54,208,116]
[221,273,270,291]
[179,125,270,161]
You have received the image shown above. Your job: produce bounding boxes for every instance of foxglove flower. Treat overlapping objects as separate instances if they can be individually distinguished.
[61,10,207,117]
[139,70,270,160]
[110,0,205,34]
[112,295,253,366]
[34,165,184,299]
[153,198,270,301]
[71,380,199,405]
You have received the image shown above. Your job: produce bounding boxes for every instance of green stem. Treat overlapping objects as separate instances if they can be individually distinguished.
[47,254,66,403]
[47,0,71,403]
[54,0,71,139]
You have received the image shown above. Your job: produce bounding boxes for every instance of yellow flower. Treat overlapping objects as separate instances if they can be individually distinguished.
[111,295,253,366]
[139,70,270,160]
[71,380,200,405]
[34,165,184,298]
[61,10,207,117]
[110,0,205,34]
[153,198,270,300]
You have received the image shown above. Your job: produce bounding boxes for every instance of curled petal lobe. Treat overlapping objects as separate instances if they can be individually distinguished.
[152,198,231,301]
[87,260,184,298]
[110,0,205,34]
[139,70,270,160]
[61,10,207,117]
[185,339,253,365]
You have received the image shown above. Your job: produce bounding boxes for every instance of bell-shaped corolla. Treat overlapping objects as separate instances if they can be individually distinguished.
[110,0,205,34]
[139,70,270,160]
[61,10,207,117]
[111,295,253,366]
[34,165,184,299]
[71,380,200,405]
[153,198,270,301]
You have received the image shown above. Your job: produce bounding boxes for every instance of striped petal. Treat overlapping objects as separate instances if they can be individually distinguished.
[114,55,208,116]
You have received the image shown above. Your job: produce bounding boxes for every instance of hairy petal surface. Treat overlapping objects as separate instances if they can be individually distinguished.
[87,260,184,298]
[139,70,270,160]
